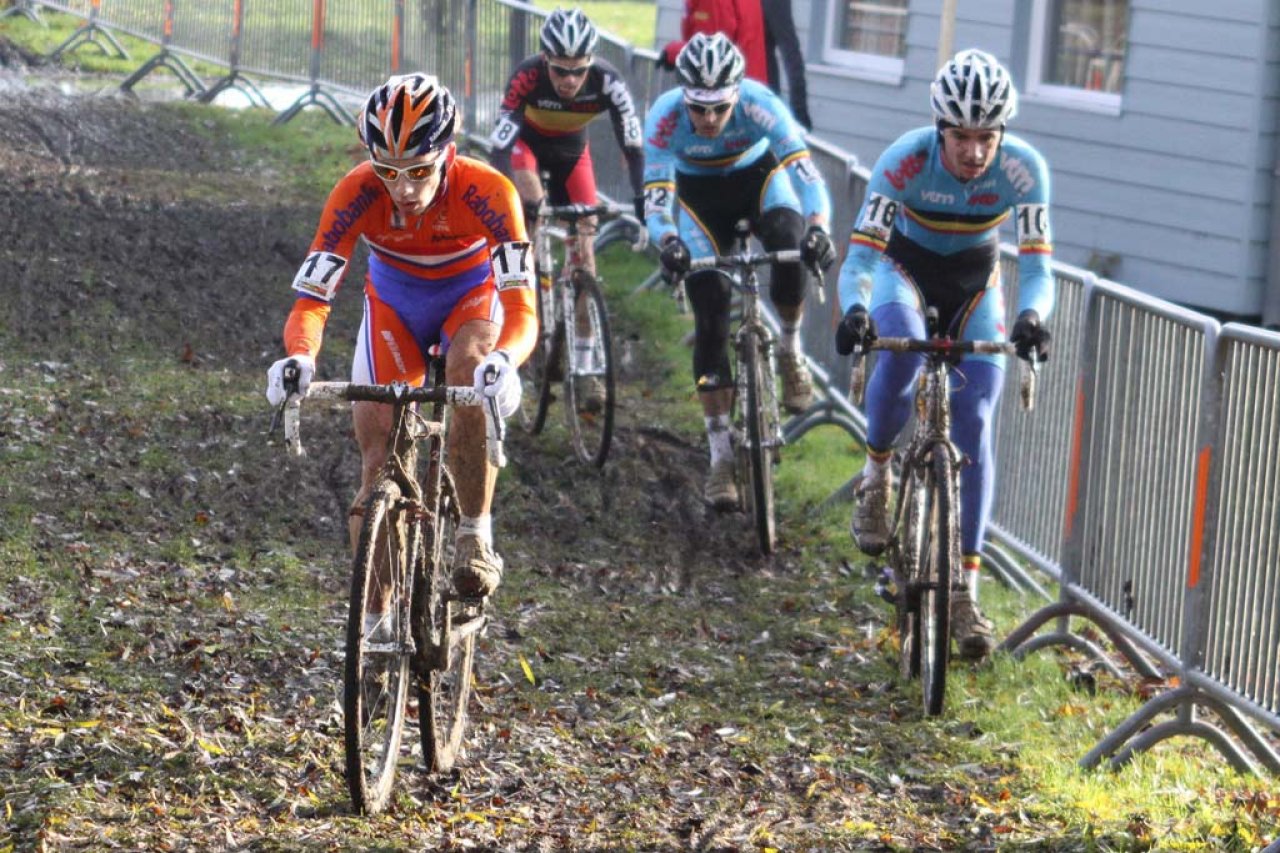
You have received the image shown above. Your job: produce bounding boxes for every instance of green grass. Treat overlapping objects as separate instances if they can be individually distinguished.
[528,0,657,49]
[0,23,1275,844]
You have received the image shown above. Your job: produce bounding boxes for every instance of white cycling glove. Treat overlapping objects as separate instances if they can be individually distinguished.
[265,354,315,407]
[473,349,521,419]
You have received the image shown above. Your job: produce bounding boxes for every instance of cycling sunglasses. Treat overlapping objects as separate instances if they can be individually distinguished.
[685,100,734,116]
[369,154,444,183]
[548,62,591,78]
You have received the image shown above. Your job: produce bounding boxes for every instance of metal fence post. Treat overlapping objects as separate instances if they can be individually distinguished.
[200,0,270,107]
[49,0,129,60]
[274,0,354,125]
[0,0,43,24]
[119,0,206,97]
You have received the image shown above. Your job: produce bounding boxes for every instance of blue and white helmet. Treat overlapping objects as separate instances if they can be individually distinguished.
[676,33,745,103]
[540,8,598,59]
[930,49,1018,129]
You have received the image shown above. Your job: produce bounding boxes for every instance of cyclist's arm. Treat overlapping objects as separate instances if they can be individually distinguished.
[485,178,538,367]
[641,94,682,245]
[488,62,537,178]
[755,85,830,226]
[598,61,646,200]
[1008,142,1055,321]
[836,151,904,313]
[282,167,376,357]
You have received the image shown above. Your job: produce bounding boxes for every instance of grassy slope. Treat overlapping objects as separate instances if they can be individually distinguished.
[0,12,1276,852]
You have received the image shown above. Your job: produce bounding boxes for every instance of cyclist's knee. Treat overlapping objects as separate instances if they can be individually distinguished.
[756,206,803,250]
[522,198,541,227]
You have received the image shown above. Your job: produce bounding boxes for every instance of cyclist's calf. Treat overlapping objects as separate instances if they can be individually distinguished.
[685,269,735,387]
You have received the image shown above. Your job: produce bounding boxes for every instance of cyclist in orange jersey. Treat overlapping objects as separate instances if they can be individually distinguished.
[266,74,535,601]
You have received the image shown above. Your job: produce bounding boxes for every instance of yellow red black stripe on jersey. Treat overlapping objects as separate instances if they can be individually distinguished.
[684,149,753,168]
[849,232,887,252]
[904,205,1010,234]
[524,108,598,135]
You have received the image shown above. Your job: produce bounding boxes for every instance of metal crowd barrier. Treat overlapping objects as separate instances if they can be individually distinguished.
[18,0,1279,776]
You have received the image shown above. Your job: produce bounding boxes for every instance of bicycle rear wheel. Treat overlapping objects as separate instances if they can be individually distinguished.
[563,270,615,467]
[344,479,417,814]
[738,330,776,554]
[416,470,479,773]
[914,448,957,716]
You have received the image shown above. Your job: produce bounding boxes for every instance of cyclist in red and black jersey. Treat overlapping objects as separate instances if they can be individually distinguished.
[489,8,644,270]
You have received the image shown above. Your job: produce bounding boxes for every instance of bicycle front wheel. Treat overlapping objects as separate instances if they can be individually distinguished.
[739,330,776,554]
[562,270,616,467]
[416,470,479,773]
[915,448,958,716]
[519,271,558,434]
[344,479,417,815]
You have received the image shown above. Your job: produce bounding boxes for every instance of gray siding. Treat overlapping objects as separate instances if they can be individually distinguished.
[657,0,1279,319]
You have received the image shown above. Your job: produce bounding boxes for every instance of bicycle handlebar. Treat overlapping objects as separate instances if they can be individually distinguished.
[278,380,507,467]
[688,248,803,272]
[682,249,825,303]
[848,336,1039,412]
[538,203,647,251]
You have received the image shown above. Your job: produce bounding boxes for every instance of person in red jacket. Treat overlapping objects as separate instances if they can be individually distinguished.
[658,0,768,84]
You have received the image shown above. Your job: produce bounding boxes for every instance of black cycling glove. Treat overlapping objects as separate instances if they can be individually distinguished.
[835,305,877,356]
[1009,308,1051,362]
[659,235,691,283]
[800,225,836,272]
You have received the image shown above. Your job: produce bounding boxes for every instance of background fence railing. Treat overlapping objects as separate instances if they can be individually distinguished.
[13,0,1278,774]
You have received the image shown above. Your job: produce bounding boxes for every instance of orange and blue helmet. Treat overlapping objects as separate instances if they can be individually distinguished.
[357,73,457,159]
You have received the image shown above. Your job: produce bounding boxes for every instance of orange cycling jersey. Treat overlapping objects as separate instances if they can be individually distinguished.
[282,155,536,370]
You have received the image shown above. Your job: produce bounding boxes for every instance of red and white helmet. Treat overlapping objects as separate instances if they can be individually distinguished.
[357,73,457,159]
[930,49,1018,129]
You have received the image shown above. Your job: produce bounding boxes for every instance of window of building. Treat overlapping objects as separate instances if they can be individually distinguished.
[822,0,908,83]
[1026,0,1128,113]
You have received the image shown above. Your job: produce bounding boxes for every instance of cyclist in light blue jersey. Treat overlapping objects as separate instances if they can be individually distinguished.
[643,32,836,510]
[834,49,1053,659]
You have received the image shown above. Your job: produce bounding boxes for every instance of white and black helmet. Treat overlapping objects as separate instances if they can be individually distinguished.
[540,8,598,59]
[930,49,1018,129]
[676,32,745,100]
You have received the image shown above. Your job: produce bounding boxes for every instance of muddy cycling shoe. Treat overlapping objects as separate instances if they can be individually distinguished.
[777,350,815,414]
[451,535,504,598]
[950,586,996,661]
[704,459,739,512]
[575,375,606,413]
[850,468,893,556]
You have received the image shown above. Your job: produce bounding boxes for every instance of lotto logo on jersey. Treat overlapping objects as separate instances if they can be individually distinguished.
[884,150,927,192]
[648,111,679,149]
[502,67,539,110]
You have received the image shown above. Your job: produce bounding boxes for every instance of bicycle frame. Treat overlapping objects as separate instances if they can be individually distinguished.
[684,222,806,553]
[852,335,1035,714]
[278,361,505,808]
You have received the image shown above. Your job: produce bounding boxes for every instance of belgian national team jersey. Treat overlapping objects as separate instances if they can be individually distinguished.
[489,55,644,197]
[837,126,1054,321]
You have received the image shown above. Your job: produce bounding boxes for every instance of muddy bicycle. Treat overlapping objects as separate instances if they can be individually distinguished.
[681,220,821,555]
[850,330,1036,715]
[520,199,645,467]
[277,354,504,815]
